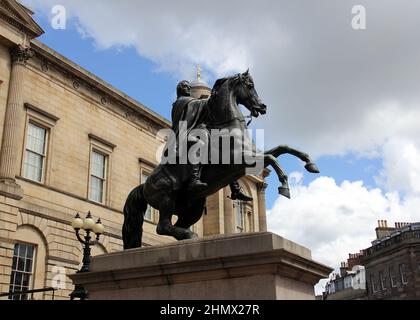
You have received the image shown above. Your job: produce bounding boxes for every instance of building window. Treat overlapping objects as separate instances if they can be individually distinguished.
[370,274,378,293]
[89,151,107,203]
[141,172,152,221]
[399,264,408,285]
[235,201,245,232]
[389,266,397,287]
[379,271,387,290]
[23,123,47,182]
[9,243,35,300]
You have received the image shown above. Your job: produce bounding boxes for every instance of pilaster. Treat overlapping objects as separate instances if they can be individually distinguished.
[257,182,268,232]
[0,45,33,200]
[223,187,234,234]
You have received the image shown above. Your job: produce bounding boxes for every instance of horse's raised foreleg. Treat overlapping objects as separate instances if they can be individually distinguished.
[264,154,290,199]
[265,145,320,173]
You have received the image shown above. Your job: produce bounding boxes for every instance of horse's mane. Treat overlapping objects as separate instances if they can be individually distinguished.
[211,77,229,96]
[211,73,243,96]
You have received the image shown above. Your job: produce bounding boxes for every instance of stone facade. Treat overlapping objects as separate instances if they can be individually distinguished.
[324,265,367,300]
[323,220,420,300]
[361,222,420,300]
[0,1,268,300]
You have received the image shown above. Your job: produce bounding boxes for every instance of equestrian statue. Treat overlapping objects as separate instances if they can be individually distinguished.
[122,70,319,249]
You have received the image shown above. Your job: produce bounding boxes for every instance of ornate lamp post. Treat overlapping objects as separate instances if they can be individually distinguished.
[69,211,104,300]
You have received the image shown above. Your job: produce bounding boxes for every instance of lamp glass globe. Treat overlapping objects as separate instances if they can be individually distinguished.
[83,217,95,231]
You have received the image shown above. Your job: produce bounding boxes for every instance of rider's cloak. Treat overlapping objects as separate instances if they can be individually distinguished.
[171,96,207,136]
[156,96,208,191]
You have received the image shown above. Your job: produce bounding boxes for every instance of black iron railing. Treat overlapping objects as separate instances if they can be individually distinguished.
[0,287,56,300]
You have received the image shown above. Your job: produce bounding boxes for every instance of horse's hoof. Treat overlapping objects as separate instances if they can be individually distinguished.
[305,162,320,173]
[156,224,171,236]
[278,187,291,199]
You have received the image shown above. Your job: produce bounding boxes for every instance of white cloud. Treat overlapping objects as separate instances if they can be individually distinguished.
[267,172,419,270]
[22,0,420,160]
[377,138,420,195]
[269,163,420,295]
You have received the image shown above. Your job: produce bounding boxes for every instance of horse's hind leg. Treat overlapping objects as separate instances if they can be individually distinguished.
[264,154,290,199]
[265,145,320,173]
[174,198,206,239]
[156,194,198,241]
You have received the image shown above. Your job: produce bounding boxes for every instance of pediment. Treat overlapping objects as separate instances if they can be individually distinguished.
[0,0,44,39]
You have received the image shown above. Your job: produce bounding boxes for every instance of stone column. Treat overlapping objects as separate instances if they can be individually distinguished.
[257,182,268,232]
[223,187,234,234]
[0,45,33,199]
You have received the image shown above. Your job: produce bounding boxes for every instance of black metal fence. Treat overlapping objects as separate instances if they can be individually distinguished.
[0,287,56,300]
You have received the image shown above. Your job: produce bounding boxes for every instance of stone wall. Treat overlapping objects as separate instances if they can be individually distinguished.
[362,231,420,300]
[0,1,268,299]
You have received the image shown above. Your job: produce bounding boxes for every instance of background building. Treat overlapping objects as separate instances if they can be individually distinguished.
[324,255,367,300]
[361,220,420,300]
[323,220,420,300]
[0,0,268,300]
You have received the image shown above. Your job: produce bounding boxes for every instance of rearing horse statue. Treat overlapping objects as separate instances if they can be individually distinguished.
[122,70,319,249]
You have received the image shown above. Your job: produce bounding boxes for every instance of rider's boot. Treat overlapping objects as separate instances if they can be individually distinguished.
[188,164,207,192]
[230,180,253,202]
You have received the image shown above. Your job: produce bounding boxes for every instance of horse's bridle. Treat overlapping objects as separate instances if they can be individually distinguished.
[206,74,261,128]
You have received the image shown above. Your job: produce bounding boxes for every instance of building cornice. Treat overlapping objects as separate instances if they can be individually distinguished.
[0,0,44,39]
[30,40,171,131]
[361,240,420,264]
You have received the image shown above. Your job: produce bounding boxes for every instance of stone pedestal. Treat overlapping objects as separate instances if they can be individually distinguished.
[70,232,332,300]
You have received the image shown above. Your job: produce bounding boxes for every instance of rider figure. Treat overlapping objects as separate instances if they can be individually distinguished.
[171,80,253,202]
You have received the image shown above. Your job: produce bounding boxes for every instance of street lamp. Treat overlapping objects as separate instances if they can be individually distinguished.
[69,211,104,300]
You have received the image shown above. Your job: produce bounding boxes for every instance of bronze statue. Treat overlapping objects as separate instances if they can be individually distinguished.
[172,80,253,201]
[122,70,319,249]
[171,79,209,192]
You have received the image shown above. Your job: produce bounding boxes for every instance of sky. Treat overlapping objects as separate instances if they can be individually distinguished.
[21,0,420,293]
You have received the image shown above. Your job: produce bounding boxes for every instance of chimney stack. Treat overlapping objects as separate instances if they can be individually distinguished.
[376,219,393,239]
[347,252,363,269]
[340,261,348,277]
[377,220,389,228]
[394,222,410,229]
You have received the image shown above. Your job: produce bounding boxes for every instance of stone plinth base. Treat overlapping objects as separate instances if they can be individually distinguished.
[70,232,332,300]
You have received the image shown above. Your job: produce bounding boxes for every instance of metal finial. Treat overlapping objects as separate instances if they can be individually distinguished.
[197,64,201,81]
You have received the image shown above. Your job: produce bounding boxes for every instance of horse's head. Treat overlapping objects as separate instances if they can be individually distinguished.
[234,70,267,118]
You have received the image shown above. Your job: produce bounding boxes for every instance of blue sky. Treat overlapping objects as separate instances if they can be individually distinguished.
[31,13,382,209]
[23,1,420,278]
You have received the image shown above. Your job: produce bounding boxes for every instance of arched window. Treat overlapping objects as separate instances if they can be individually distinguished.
[9,225,48,300]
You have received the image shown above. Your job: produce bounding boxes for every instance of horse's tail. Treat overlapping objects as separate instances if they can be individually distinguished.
[122,184,148,249]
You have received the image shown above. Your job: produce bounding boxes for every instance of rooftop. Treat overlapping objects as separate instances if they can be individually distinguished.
[362,222,420,259]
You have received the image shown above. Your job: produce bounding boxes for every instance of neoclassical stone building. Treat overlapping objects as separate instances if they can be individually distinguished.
[0,1,268,299]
